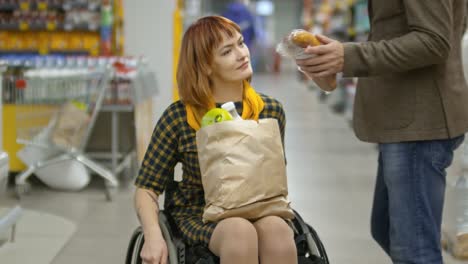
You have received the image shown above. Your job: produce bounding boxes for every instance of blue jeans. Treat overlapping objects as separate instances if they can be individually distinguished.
[371,135,465,264]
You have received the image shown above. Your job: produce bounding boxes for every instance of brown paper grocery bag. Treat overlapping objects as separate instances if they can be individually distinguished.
[52,102,90,149]
[196,118,294,223]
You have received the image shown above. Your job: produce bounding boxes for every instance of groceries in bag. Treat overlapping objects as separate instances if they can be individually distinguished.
[197,111,294,223]
[201,108,233,128]
[221,101,243,120]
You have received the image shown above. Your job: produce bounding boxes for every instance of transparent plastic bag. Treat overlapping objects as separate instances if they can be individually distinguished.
[276,29,337,92]
[276,29,317,60]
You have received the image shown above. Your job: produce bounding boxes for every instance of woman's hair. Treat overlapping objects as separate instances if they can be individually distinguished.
[176,16,244,108]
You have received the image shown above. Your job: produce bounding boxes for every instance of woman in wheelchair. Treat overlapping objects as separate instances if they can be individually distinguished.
[134,16,297,264]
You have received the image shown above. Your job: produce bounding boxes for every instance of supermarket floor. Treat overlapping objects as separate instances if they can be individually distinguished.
[2,70,466,264]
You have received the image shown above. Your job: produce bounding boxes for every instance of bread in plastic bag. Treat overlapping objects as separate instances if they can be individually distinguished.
[276,29,337,91]
[276,29,321,60]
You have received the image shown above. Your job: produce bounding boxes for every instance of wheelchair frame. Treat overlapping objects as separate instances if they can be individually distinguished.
[126,209,329,264]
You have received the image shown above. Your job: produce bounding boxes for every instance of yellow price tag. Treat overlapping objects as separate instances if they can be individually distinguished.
[38,2,48,10]
[46,22,56,31]
[19,22,29,31]
[20,2,30,10]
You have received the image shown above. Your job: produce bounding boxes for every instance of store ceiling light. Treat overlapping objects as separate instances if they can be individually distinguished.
[256,0,274,16]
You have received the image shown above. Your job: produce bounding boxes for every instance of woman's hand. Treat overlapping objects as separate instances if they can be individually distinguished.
[134,188,166,263]
[140,234,168,264]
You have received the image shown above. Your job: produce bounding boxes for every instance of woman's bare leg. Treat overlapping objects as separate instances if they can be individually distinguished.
[254,216,297,264]
[209,217,259,264]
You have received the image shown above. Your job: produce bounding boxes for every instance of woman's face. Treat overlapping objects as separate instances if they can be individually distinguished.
[210,31,252,83]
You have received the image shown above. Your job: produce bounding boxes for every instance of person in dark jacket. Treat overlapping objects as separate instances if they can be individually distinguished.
[296,1,468,263]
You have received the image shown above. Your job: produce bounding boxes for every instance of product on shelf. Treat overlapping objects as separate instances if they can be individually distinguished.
[0,0,120,55]
[99,0,111,55]
[1,55,146,106]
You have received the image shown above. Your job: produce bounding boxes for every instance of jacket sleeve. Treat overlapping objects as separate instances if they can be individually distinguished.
[464,1,468,33]
[343,0,453,77]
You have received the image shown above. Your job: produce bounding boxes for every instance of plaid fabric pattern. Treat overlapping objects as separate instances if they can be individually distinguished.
[135,94,286,246]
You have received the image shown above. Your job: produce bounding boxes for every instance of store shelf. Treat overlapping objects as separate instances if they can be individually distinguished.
[0,2,100,11]
[62,23,100,32]
[0,50,91,56]
[0,3,17,11]
[62,2,100,11]
[101,104,134,113]
[0,22,99,32]
[0,0,122,56]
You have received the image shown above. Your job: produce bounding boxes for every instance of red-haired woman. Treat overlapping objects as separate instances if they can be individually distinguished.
[134,16,297,264]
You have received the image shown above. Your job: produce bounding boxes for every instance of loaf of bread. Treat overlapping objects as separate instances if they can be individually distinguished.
[290,31,321,48]
[276,29,337,92]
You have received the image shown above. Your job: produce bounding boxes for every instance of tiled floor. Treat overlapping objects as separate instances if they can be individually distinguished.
[2,71,467,263]
[0,208,76,263]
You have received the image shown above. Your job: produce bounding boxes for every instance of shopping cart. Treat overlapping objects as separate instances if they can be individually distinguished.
[13,64,119,201]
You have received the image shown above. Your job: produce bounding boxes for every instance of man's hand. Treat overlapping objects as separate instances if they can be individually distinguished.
[296,35,344,78]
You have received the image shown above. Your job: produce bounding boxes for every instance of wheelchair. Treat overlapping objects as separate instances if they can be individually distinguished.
[126,209,329,264]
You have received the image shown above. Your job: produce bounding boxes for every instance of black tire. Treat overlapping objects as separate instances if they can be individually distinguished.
[125,227,144,264]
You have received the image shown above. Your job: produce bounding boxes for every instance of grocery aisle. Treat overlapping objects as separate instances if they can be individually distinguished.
[253,72,390,264]
[2,71,465,263]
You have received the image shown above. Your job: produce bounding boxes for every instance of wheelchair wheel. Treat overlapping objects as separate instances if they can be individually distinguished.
[293,210,329,264]
[159,212,184,264]
[125,227,144,264]
[125,213,182,264]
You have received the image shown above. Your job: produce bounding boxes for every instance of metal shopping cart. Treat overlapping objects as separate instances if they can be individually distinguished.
[13,64,119,201]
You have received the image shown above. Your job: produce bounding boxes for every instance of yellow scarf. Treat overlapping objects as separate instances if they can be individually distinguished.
[186,81,265,130]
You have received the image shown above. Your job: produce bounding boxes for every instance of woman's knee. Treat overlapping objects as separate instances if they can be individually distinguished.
[254,216,296,256]
[209,217,258,257]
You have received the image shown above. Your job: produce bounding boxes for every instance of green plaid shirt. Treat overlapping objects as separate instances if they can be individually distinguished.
[135,93,286,245]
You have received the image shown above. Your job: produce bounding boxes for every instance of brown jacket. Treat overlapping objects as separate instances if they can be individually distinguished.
[343,0,468,143]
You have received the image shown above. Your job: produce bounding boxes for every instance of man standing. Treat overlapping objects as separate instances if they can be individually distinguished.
[296,1,468,263]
